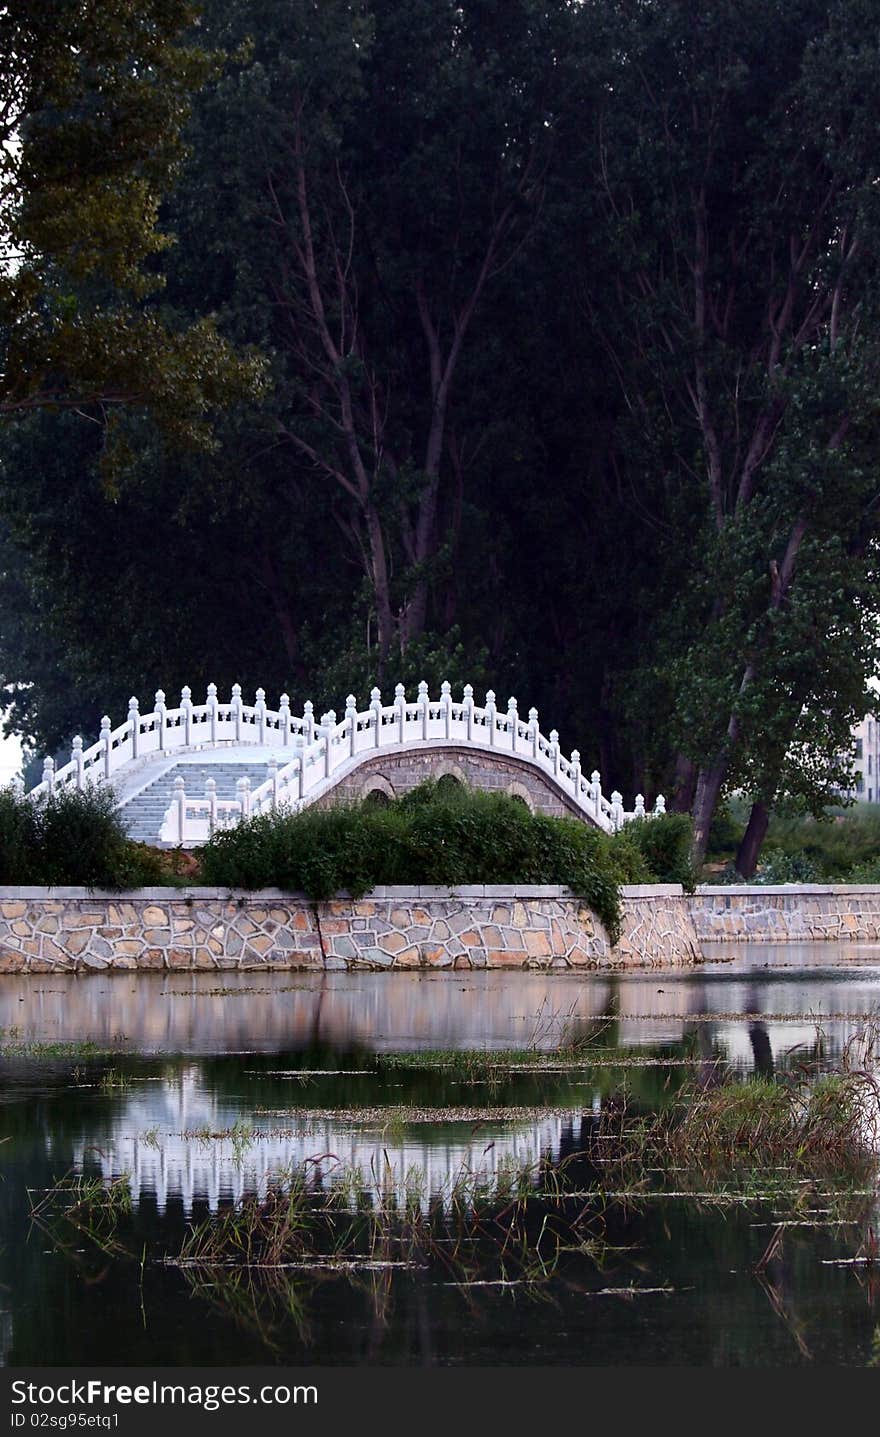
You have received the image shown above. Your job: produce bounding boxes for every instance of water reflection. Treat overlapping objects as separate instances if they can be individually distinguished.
[57,1066,580,1213]
[2,942,880,1056]
[2,941,880,1367]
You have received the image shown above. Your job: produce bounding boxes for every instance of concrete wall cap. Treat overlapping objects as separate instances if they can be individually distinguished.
[0,881,687,901]
[694,883,880,897]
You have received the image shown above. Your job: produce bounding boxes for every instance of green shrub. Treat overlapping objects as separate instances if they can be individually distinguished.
[842,858,880,884]
[0,787,42,884]
[0,783,172,888]
[754,848,821,884]
[705,803,743,859]
[613,812,696,890]
[199,782,624,939]
[605,827,654,884]
[760,807,880,881]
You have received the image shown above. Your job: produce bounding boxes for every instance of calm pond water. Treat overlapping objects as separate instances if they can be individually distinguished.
[1,943,879,1368]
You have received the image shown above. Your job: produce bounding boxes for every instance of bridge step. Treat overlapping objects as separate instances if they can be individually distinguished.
[119,762,272,846]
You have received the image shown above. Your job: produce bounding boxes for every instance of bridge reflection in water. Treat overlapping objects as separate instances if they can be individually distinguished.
[55,1067,584,1215]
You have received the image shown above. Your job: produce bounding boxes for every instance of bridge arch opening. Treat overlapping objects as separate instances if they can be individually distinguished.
[433,761,468,791]
[361,775,396,805]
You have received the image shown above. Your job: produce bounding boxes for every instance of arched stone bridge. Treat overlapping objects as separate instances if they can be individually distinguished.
[27,682,664,846]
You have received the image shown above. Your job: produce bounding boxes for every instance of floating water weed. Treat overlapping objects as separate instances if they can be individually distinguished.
[29,1171,133,1259]
[0,1031,121,1060]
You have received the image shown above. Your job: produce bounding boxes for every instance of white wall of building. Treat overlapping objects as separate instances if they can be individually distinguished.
[850,713,880,802]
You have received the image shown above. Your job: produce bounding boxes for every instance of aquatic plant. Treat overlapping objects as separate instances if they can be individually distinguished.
[29,1171,133,1258]
[594,1061,880,1190]
[0,1030,121,1060]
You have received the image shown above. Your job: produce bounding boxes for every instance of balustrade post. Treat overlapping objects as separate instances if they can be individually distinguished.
[589,770,602,821]
[418,680,429,740]
[653,795,667,816]
[128,697,140,760]
[236,774,251,820]
[172,776,186,844]
[180,685,193,745]
[549,728,559,776]
[206,683,218,743]
[441,680,452,740]
[279,693,291,746]
[610,790,624,832]
[296,754,305,801]
[72,736,84,790]
[255,687,266,744]
[528,707,539,758]
[267,758,279,810]
[42,756,55,795]
[370,687,383,748]
[634,793,646,818]
[303,700,315,746]
[345,694,358,757]
[485,689,497,745]
[154,690,167,752]
[230,683,243,742]
[463,684,474,741]
[395,683,406,744]
[570,748,582,797]
[321,711,336,778]
[205,777,217,836]
[101,716,112,779]
[507,697,518,751]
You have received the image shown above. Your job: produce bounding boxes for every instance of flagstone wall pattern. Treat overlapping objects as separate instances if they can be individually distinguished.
[689,884,880,942]
[0,885,699,972]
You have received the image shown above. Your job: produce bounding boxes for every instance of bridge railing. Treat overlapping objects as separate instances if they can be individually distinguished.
[27,683,310,801]
[151,680,666,844]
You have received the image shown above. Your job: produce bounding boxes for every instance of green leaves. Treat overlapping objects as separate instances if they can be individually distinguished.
[0,784,168,887]
[199,781,624,939]
[1,0,264,448]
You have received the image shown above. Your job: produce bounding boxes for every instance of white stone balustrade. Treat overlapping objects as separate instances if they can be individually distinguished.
[24,681,664,843]
[29,682,668,845]
[28,682,316,802]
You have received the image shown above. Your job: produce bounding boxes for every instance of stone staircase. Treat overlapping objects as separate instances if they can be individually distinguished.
[119,761,274,846]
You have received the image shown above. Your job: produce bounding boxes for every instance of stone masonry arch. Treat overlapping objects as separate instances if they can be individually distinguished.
[359,774,396,803]
[504,780,535,813]
[316,745,587,820]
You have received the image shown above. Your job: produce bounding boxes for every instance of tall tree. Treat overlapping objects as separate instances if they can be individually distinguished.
[0,0,260,456]
[184,0,577,666]
[581,0,880,861]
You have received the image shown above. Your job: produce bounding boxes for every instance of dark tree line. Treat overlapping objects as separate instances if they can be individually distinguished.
[3,0,880,870]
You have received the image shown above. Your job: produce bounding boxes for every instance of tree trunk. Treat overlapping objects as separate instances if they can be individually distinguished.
[365,502,395,665]
[259,546,301,673]
[398,480,440,648]
[691,751,730,869]
[736,800,770,878]
[671,752,698,813]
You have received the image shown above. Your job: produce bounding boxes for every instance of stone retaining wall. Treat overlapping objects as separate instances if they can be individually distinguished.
[691,885,880,942]
[0,885,700,973]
